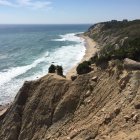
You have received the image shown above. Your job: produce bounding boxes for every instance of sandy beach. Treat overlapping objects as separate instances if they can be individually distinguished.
[66,35,98,79]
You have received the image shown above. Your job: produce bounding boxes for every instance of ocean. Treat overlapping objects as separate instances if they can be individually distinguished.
[0,24,90,105]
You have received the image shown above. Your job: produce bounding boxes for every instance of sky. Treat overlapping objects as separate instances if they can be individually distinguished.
[0,0,140,24]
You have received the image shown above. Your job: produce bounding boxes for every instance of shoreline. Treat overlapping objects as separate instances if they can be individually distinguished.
[66,34,98,79]
[0,34,98,112]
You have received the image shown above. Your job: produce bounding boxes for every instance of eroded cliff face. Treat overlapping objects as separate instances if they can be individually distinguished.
[0,64,140,140]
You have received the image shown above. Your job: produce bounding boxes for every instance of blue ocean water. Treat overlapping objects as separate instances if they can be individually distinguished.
[0,24,90,105]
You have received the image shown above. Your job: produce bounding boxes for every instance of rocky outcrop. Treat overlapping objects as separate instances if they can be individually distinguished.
[124,58,140,70]
[0,64,140,140]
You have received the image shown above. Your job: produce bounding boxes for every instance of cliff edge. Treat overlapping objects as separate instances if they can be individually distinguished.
[0,66,140,140]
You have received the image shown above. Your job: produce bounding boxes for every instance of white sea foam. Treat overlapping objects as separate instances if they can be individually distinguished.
[45,44,85,73]
[0,52,49,86]
[54,32,84,42]
[0,32,86,105]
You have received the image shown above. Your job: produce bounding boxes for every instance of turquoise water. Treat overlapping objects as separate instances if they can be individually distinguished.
[0,24,90,104]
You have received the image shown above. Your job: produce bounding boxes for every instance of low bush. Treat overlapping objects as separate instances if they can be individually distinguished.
[92,37,140,65]
[76,61,92,75]
[48,64,56,73]
[56,65,63,76]
[48,64,63,76]
[114,60,124,71]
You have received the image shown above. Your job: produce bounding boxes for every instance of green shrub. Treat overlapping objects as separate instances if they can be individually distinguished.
[76,61,92,75]
[90,53,98,63]
[95,55,110,65]
[92,33,98,40]
[114,60,124,71]
[86,20,140,64]
[48,64,56,73]
[94,37,140,64]
[56,65,63,76]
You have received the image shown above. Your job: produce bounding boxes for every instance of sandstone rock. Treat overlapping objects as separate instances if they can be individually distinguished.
[85,90,91,97]
[66,136,71,140]
[87,99,91,103]
[113,107,121,116]
[119,74,131,90]
[71,75,77,81]
[131,111,137,117]
[104,114,112,124]
[124,115,131,122]
[91,76,98,82]
[132,114,139,123]
[104,107,121,124]
[134,103,140,109]
[124,58,140,70]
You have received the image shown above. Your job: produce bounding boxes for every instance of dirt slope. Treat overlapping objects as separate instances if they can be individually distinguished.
[0,64,140,140]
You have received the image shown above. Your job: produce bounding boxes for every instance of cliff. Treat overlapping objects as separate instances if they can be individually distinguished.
[85,20,140,63]
[0,20,140,140]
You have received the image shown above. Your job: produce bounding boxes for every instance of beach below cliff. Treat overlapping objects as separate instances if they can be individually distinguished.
[0,35,97,115]
[66,34,98,79]
[0,24,89,105]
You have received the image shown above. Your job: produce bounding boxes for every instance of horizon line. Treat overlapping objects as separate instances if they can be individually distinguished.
[0,23,93,25]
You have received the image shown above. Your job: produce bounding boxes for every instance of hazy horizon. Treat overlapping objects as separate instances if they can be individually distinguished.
[0,0,140,24]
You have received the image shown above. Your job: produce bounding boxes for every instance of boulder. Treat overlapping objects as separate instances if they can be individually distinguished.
[124,58,140,70]
[71,75,77,81]
[124,115,130,122]
[91,76,98,82]
[132,114,139,123]
[134,102,140,109]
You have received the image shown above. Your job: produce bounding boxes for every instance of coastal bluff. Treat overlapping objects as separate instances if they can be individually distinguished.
[0,67,140,140]
[0,20,140,140]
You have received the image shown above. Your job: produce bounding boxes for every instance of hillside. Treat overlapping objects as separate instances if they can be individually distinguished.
[85,20,140,62]
[0,20,140,140]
